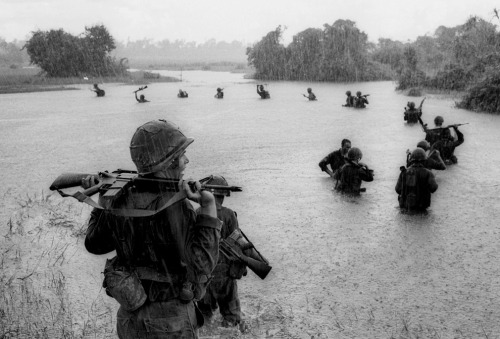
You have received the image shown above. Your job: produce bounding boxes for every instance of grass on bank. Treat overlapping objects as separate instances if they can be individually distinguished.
[0,67,179,94]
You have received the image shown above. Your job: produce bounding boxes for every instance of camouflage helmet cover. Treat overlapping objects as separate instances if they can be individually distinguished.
[408,101,416,109]
[411,148,427,161]
[356,91,362,96]
[416,140,430,151]
[346,90,351,95]
[347,147,363,160]
[434,116,444,125]
[205,175,230,196]
[307,88,312,92]
[130,119,194,175]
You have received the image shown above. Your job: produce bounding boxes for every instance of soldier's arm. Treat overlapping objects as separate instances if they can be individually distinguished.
[454,127,464,147]
[428,172,438,193]
[395,172,403,194]
[84,208,115,255]
[359,167,374,182]
[186,214,222,277]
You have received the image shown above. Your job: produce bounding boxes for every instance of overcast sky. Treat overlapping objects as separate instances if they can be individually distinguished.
[1,0,499,45]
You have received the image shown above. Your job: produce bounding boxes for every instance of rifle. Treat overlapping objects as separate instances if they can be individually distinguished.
[50,170,242,216]
[219,229,272,280]
[133,86,148,93]
[425,123,469,132]
[418,97,426,111]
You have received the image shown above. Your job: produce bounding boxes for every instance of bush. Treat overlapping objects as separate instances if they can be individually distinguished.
[457,71,500,113]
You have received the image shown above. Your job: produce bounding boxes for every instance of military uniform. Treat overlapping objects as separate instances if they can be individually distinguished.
[85,185,221,338]
[396,162,438,212]
[404,108,421,123]
[431,128,464,164]
[319,149,347,175]
[334,161,374,195]
[197,205,246,325]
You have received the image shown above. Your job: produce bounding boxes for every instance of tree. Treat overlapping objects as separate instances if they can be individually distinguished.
[246,26,288,80]
[286,28,323,80]
[24,25,125,77]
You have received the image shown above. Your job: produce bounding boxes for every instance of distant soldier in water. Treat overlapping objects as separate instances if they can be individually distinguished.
[424,116,450,145]
[319,138,351,177]
[215,87,224,99]
[404,102,422,124]
[178,89,188,98]
[303,88,317,101]
[134,86,149,103]
[92,84,105,97]
[343,91,355,107]
[334,147,374,195]
[396,148,438,213]
[414,140,446,170]
[431,125,464,165]
[354,91,369,108]
[256,84,270,99]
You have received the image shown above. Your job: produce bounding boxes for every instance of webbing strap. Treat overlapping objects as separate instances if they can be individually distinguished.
[58,189,187,217]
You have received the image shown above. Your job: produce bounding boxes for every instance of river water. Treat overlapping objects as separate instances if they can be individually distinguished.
[0,71,499,338]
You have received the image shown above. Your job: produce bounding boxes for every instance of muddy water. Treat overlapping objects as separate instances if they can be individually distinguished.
[1,72,499,337]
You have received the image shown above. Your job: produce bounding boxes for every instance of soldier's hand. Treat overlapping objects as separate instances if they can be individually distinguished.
[181,179,217,218]
[81,175,99,189]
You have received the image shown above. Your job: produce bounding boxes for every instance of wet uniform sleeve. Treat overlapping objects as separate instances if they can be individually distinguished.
[359,167,374,182]
[84,208,115,255]
[319,153,332,171]
[427,172,438,193]
[454,128,464,147]
[395,171,404,195]
[186,214,222,277]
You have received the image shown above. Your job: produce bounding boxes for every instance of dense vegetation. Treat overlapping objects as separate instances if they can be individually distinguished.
[23,25,127,77]
[248,15,500,113]
[246,21,391,82]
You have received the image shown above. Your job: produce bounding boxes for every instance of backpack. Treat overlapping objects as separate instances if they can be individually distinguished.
[399,168,418,209]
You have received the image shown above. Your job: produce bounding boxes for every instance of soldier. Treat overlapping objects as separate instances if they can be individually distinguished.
[343,91,355,107]
[334,147,374,195]
[196,175,248,332]
[214,87,224,99]
[424,115,450,145]
[84,120,221,338]
[91,83,105,97]
[318,139,351,177]
[396,148,438,213]
[431,125,464,164]
[256,84,270,99]
[415,140,446,170]
[134,92,149,103]
[404,101,422,123]
[354,91,369,108]
[178,89,189,98]
[303,87,317,101]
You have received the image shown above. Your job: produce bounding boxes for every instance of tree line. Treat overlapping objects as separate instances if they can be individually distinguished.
[22,25,127,77]
[246,21,390,82]
[248,15,500,113]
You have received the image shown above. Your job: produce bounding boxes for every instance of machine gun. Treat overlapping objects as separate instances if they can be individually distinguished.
[424,123,469,132]
[50,170,242,216]
[219,229,272,280]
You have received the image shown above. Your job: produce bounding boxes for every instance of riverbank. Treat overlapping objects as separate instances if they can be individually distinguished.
[0,67,179,94]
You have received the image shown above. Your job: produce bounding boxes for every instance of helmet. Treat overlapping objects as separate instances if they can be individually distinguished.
[347,147,362,160]
[307,88,312,92]
[346,91,351,96]
[217,87,222,92]
[416,140,430,151]
[130,119,194,175]
[408,102,415,109]
[356,91,362,96]
[434,116,444,125]
[205,175,230,196]
[410,148,426,162]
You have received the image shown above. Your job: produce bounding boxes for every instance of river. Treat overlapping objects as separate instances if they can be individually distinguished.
[0,71,499,338]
